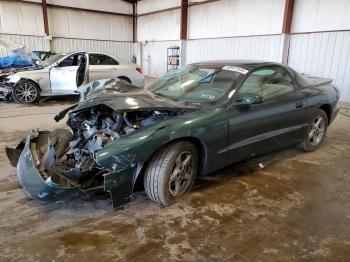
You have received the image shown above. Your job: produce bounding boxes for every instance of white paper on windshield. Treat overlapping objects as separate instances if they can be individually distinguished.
[222,66,249,75]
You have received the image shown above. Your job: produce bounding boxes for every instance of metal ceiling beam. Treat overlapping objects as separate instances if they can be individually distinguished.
[137,0,220,17]
[0,0,132,17]
[282,0,295,34]
[47,4,132,17]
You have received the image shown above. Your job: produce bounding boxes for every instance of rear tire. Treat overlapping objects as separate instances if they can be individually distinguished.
[297,109,328,152]
[12,80,40,103]
[144,141,198,206]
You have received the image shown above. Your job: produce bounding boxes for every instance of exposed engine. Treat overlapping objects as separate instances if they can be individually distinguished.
[0,69,15,101]
[47,105,176,186]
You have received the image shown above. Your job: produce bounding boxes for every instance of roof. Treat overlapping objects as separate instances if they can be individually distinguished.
[191,60,283,70]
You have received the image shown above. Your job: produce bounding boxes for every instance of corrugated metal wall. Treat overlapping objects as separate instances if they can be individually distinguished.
[0,0,133,62]
[141,40,180,77]
[51,38,133,62]
[293,0,350,33]
[0,1,44,35]
[137,0,181,76]
[48,7,133,41]
[0,33,50,56]
[47,0,132,14]
[138,10,180,42]
[288,31,350,102]
[188,0,285,39]
[186,35,284,64]
[137,0,180,14]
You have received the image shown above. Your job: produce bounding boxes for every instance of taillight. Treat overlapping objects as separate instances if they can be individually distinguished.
[136,67,143,74]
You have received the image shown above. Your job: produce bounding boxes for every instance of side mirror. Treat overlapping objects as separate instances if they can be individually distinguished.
[234,94,263,105]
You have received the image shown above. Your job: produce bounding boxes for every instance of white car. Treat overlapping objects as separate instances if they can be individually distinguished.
[5,52,144,103]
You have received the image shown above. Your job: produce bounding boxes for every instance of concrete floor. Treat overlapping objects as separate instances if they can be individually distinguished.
[0,96,350,261]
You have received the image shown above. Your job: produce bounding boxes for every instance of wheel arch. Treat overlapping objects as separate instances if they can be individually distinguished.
[319,104,332,125]
[117,76,131,84]
[16,78,42,91]
[132,136,208,192]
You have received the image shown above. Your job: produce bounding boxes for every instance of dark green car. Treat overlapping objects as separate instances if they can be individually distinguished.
[6,60,340,207]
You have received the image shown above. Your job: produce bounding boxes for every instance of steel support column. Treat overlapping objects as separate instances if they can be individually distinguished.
[281,0,295,64]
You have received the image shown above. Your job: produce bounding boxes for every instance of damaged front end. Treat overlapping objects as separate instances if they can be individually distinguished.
[7,103,185,207]
[7,131,81,200]
[0,69,15,101]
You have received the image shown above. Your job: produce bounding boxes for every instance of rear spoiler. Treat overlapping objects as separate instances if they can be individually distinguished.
[302,74,333,86]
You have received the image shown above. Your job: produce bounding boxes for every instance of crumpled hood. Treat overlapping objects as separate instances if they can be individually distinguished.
[73,79,198,113]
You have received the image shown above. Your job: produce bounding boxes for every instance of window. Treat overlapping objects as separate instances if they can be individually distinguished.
[89,54,118,65]
[236,66,294,101]
[146,66,242,103]
[59,54,86,67]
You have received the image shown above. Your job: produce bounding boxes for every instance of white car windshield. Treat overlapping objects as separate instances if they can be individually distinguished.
[146,66,242,103]
[43,54,65,67]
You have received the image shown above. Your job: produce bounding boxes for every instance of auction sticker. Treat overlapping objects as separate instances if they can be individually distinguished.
[222,66,249,75]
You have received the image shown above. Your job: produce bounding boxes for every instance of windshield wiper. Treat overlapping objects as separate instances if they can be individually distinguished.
[152,92,178,101]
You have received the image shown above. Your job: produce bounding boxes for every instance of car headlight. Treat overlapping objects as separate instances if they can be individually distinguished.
[8,74,21,84]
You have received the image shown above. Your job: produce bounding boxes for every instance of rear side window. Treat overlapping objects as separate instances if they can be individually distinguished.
[89,54,118,65]
[237,66,294,100]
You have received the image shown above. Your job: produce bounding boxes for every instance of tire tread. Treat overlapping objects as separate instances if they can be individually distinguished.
[144,141,197,206]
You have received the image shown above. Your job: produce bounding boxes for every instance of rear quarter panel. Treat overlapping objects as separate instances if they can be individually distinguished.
[300,84,339,125]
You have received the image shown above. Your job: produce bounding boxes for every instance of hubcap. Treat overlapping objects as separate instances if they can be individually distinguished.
[169,151,194,197]
[308,116,326,146]
[15,83,37,102]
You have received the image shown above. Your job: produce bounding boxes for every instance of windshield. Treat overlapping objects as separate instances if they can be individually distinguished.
[43,53,65,67]
[146,65,243,103]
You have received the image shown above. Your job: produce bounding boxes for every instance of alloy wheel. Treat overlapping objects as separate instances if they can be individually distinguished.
[14,82,38,103]
[308,115,326,146]
[169,151,194,197]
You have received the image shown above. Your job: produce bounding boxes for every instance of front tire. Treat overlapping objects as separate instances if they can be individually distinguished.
[144,141,198,206]
[297,109,328,152]
[12,80,40,103]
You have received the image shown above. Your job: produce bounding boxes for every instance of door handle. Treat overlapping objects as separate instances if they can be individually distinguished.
[295,101,305,108]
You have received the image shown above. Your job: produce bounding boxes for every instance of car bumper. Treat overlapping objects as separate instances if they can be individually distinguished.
[11,131,136,207]
[15,133,81,201]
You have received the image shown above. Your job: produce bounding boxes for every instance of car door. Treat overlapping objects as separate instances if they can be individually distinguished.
[227,66,306,163]
[88,53,119,82]
[50,53,87,94]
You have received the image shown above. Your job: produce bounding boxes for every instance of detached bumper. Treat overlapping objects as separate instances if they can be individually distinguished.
[16,134,81,201]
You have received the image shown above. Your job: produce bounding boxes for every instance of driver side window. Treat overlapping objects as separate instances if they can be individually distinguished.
[236,67,294,101]
[59,54,85,67]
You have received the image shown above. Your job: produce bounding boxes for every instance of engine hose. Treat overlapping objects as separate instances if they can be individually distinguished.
[112,113,123,132]
[123,112,133,128]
